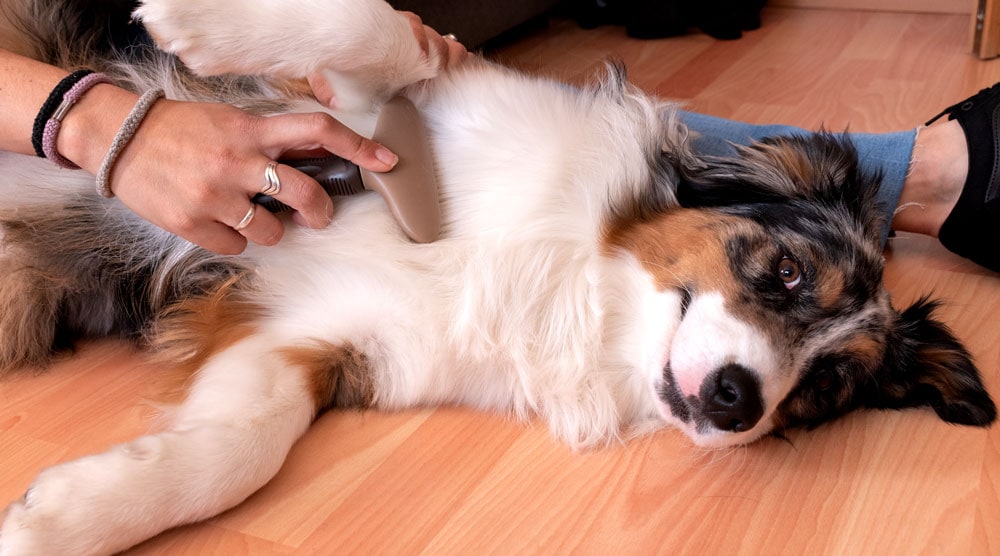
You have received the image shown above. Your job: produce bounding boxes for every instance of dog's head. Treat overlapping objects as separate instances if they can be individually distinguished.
[613,133,996,447]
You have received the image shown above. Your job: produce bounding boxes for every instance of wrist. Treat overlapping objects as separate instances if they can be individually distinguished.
[57,83,140,174]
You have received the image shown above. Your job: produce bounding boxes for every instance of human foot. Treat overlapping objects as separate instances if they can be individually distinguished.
[894,119,967,238]
[931,84,1000,271]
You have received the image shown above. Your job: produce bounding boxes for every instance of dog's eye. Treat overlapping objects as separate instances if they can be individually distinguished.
[814,369,834,391]
[777,256,801,289]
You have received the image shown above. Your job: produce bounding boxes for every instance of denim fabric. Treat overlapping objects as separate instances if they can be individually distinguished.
[679,111,915,246]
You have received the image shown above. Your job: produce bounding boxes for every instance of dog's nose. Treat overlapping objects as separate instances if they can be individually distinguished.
[700,363,764,432]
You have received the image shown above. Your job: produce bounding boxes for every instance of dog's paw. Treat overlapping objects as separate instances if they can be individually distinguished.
[1,490,82,555]
[0,496,60,556]
[0,453,148,556]
[133,0,243,75]
[135,0,439,90]
[1,464,104,555]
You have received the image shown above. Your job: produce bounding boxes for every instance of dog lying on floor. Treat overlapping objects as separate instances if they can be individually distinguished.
[0,0,995,553]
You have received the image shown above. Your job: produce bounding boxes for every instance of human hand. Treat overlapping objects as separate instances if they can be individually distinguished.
[308,11,471,107]
[401,11,472,71]
[116,11,463,254]
[102,97,398,254]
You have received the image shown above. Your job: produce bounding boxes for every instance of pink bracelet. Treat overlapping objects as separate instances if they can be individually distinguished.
[41,72,112,169]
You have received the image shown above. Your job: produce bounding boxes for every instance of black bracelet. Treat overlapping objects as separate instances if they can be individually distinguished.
[32,69,94,158]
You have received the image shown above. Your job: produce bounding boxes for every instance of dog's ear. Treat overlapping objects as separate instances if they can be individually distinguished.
[862,297,997,426]
[678,133,887,242]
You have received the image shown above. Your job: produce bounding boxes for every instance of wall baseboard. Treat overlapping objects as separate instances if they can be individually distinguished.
[768,0,970,15]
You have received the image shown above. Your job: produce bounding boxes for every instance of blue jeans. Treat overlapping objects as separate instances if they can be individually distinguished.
[680,111,915,245]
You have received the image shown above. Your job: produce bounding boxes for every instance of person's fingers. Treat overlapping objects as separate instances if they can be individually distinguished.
[231,202,285,246]
[306,72,336,108]
[183,220,249,255]
[421,24,468,71]
[444,35,470,69]
[424,27,447,67]
[254,162,335,229]
[401,12,429,57]
[260,112,397,173]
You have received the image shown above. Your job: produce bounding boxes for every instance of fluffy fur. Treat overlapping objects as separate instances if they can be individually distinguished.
[0,0,995,553]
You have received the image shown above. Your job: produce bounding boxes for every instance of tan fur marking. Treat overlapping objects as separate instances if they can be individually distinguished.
[771,144,813,185]
[749,141,821,193]
[842,334,883,367]
[814,265,846,312]
[916,346,971,398]
[278,341,375,412]
[604,208,744,300]
[150,276,264,404]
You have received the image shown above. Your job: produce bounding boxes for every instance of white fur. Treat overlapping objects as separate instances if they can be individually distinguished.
[1,338,315,555]
[665,292,781,446]
[134,0,440,111]
[670,293,779,400]
[0,1,791,553]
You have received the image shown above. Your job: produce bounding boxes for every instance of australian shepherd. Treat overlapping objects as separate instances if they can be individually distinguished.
[0,0,995,553]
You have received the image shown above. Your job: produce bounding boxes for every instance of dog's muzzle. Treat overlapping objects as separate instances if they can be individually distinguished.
[699,363,764,433]
[660,363,764,433]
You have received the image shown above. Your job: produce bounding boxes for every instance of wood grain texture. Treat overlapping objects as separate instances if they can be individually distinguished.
[2,7,1000,555]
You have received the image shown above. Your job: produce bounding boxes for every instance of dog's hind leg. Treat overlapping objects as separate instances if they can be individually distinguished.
[0,337,328,555]
[134,0,443,111]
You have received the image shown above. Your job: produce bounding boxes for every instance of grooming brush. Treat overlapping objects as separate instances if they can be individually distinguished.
[253,156,366,210]
[253,96,441,243]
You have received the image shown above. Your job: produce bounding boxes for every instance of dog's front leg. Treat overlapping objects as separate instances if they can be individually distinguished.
[0,339,316,556]
[134,0,442,110]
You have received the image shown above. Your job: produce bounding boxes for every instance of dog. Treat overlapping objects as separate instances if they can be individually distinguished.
[0,0,995,553]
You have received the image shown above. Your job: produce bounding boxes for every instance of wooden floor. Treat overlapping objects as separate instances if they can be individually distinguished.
[3,7,1000,555]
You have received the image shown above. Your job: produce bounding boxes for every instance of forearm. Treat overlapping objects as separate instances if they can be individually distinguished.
[0,48,138,172]
[0,48,69,155]
[0,17,462,255]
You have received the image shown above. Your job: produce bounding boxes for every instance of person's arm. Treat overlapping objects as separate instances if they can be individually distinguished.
[0,47,399,254]
[0,48,82,155]
[0,13,467,254]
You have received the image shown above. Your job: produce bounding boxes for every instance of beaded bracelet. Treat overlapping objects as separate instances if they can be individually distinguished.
[41,72,113,169]
[32,69,94,158]
[95,89,165,198]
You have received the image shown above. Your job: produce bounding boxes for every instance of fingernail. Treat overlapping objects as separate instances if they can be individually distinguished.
[376,146,399,168]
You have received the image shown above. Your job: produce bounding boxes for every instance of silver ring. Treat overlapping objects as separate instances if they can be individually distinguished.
[261,161,281,196]
[233,204,256,231]
[443,33,457,42]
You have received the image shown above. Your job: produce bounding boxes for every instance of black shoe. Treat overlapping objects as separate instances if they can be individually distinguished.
[926,83,1000,272]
